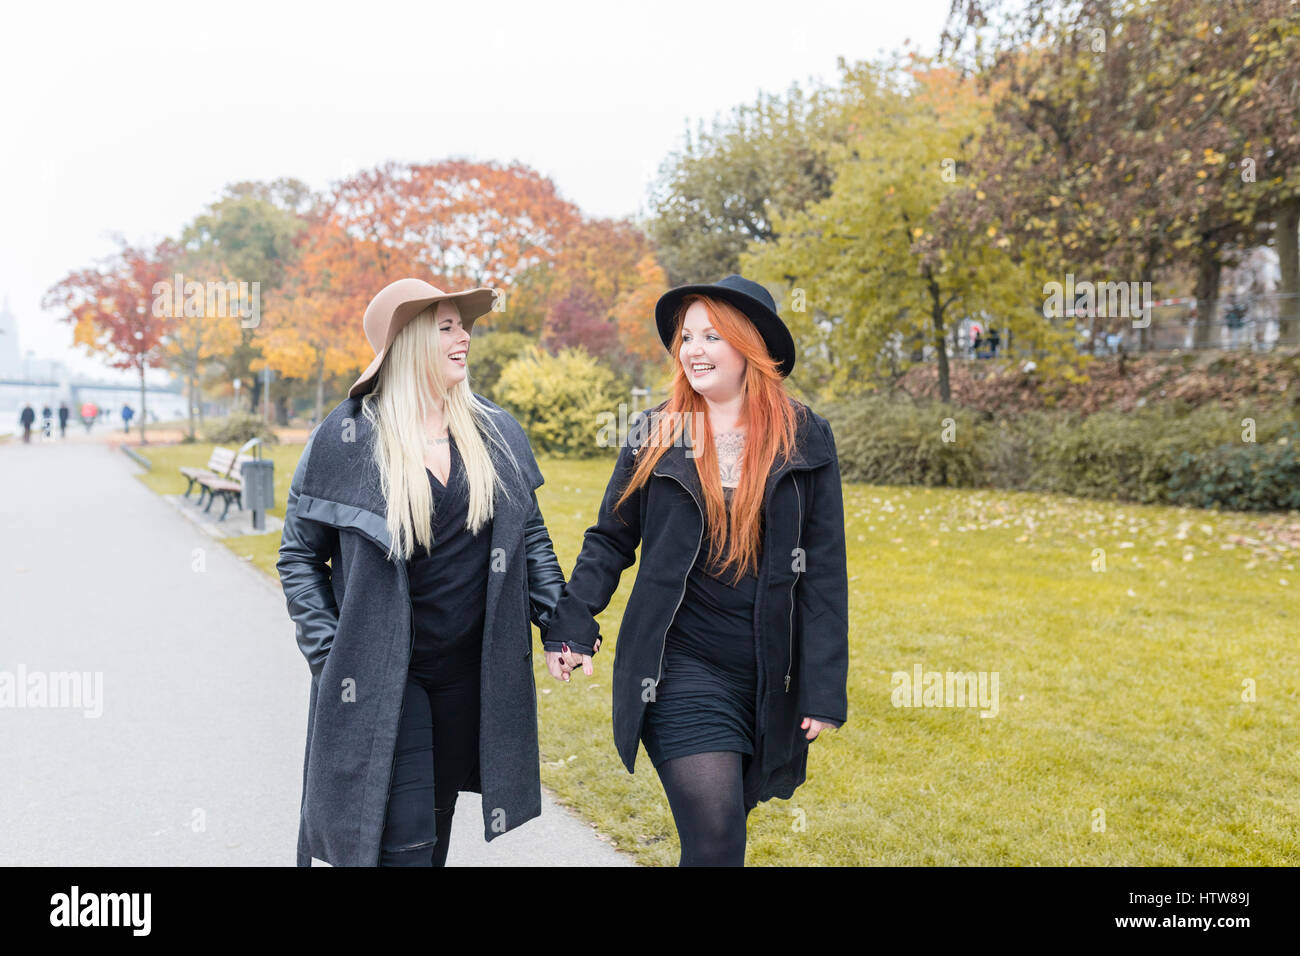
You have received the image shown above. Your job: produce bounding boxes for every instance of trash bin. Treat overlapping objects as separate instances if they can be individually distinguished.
[241,458,275,531]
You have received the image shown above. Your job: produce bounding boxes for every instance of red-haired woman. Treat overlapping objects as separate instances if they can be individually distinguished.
[546,274,850,865]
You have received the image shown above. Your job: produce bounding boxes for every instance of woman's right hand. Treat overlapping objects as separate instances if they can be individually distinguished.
[544,650,573,682]
[544,637,600,682]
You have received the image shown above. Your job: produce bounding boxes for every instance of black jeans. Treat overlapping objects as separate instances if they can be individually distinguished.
[379,656,481,866]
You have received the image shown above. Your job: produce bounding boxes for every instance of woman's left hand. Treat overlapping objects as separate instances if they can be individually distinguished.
[801,717,839,741]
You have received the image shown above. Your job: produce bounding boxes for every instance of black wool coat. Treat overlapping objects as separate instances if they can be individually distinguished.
[276,393,564,867]
[545,398,850,808]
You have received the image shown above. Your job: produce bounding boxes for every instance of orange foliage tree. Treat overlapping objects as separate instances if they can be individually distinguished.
[42,237,181,444]
[266,160,591,419]
[260,209,398,423]
[537,217,670,382]
[265,159,674,414]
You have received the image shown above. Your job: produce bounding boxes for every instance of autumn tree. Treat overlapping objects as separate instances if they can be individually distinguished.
[744,58,1074,403]
[262,160,586,420]
[260,212,393,424]
[179,178,313,411]
[330,159,582,292]
[154,251,246,439]
[941,0,1300,347]
[647,80,848,285]
[530,217,666,381]
[542,285,618,360]
[610,254,671,375]
[42,237,181,444]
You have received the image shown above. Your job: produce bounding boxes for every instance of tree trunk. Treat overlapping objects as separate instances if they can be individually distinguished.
[138,361,149,446]
[928,274,950,402]
[314,355,325,426]
[1136,263,1153,352]
[1277,198,1300,346]
[1194,243,1221,349]
[187,369,198,440]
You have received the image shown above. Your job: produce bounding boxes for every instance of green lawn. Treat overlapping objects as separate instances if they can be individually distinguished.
[137,443,1300,865]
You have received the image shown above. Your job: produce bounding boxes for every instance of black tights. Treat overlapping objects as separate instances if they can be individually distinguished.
[655,751,753,866]
[379,665,480,867]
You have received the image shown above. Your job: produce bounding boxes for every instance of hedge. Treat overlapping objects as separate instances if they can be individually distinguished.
[822,396,1299,512]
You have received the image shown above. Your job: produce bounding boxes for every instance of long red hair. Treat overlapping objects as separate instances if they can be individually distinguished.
[614,294,800,585]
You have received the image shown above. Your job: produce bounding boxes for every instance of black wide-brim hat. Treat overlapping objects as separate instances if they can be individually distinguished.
[654,274,796,377]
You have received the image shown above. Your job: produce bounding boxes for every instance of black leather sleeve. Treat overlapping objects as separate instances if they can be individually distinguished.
[276,429,341,678]
[522,488,568,650]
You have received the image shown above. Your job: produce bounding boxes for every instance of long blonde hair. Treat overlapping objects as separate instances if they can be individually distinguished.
[359,304,518,562]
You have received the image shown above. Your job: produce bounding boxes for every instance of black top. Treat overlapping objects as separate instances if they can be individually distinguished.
[662,486,759,672]
[405,437,492,677]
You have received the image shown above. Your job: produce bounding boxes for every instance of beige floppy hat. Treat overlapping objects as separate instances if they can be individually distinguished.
[348,278,498,399]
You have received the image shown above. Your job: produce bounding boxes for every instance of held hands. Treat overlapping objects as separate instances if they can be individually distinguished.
[545,637,601,682]
[801,717,840,741]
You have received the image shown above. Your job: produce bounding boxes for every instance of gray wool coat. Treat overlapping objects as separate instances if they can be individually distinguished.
[276,393,557,867]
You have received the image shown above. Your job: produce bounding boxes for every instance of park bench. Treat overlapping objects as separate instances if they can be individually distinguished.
[178,439,262,521]
[180,447,246,501]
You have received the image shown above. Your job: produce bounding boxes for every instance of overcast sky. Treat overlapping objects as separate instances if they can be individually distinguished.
[0,0,951,379]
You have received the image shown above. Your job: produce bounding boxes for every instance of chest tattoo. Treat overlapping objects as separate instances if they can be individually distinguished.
[715,429,745,485]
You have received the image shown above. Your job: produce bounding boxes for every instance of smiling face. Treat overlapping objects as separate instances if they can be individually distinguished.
[679,300,746,400]
[433,299,471,388]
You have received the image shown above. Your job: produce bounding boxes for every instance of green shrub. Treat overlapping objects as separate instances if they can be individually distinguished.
[1026,405,1290,505]
[823,394,1300,512]
[1029,410,1176,503]
[202,411,279,447]
[983,409,1055,490]
[496,346,624,457]
[822,396,989,487]
[466,330,536,399]
[1166,432,1300,511]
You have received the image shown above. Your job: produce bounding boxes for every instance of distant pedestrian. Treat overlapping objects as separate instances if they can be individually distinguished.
[58,402,69,438]
[41,405,53,441]
[19,403,35,443]
[121,404,135,433]
[988,327,1001,356]
[80,401,98,432]
[972,330,983,357]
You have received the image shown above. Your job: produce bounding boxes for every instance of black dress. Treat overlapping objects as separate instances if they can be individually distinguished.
[405,437,492,681]
[641,485,759,767]
[381,438,491,864]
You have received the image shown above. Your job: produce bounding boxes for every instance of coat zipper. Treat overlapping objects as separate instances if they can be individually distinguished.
[651,469,703,689]
[784,479,802,693]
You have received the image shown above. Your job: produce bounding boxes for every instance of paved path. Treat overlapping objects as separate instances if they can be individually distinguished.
[0,434,632,866]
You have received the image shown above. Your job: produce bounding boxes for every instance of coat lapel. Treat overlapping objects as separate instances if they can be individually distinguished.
[299,397,537,569]
[296,402,394,553]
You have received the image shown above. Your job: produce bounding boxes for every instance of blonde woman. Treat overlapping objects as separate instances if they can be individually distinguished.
[277,278,579,867]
